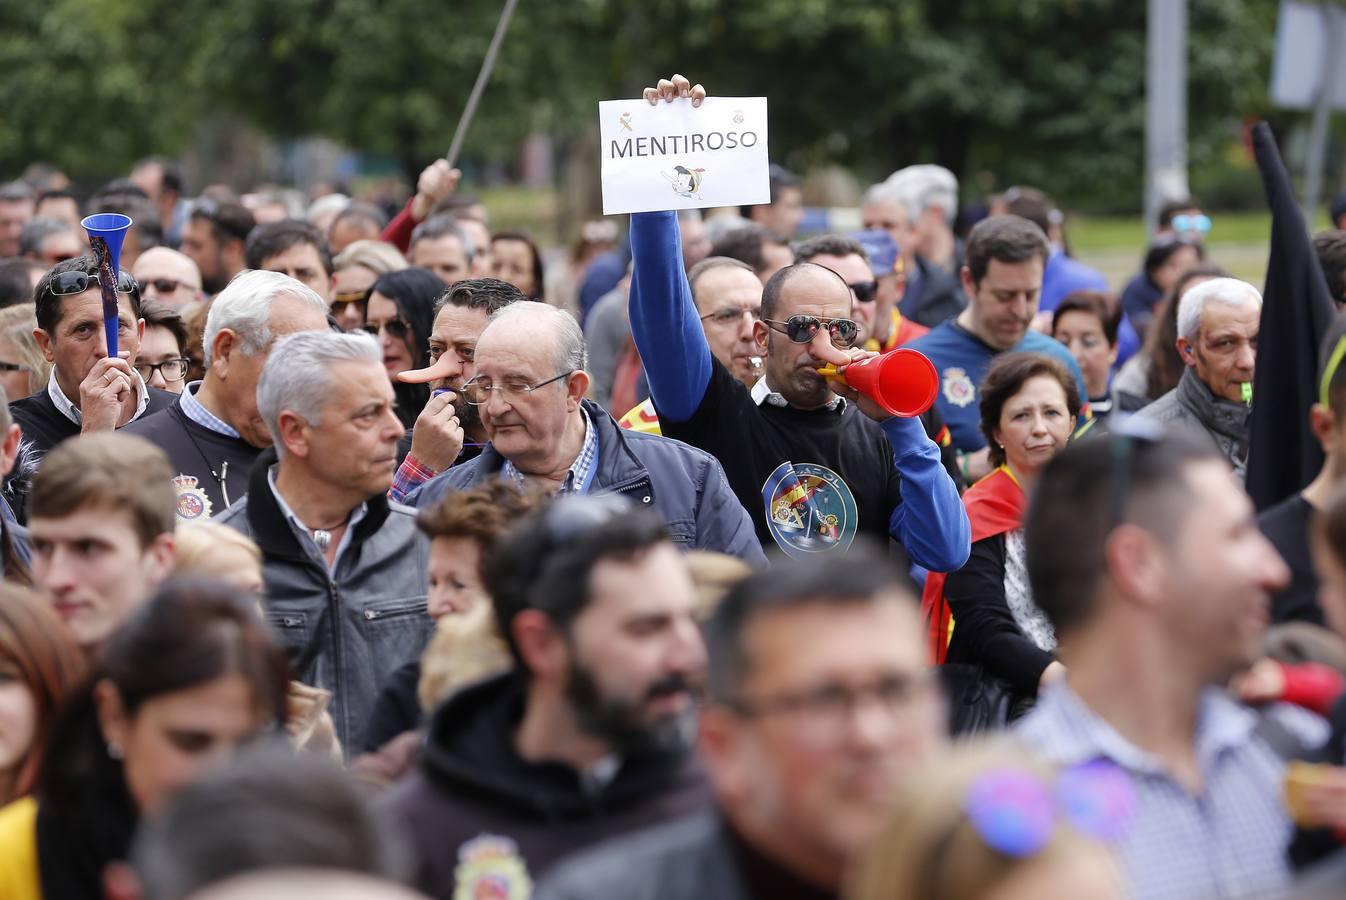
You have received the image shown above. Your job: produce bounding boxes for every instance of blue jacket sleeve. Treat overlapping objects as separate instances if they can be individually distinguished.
[882,414,971,572]
[693,455,768,567]
[628,211,712,423]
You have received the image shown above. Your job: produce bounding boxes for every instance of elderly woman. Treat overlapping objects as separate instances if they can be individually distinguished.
[924,352,1080,701]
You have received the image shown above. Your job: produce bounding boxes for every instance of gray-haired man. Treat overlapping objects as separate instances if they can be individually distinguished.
[216,330,431,750]
[127,269,330,519]
[408,300,765,564]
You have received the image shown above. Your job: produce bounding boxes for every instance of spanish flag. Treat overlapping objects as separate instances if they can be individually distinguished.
[920,465,1025,664]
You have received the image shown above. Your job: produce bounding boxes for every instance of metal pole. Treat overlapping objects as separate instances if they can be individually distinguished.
[1145,0,1189,232]
[445,0,522,170]
[1303,4,1342,225]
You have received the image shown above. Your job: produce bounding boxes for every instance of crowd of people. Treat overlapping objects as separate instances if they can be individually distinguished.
[3,71,1346,899]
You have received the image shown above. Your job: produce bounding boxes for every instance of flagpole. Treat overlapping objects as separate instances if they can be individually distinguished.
[445,0,522,170]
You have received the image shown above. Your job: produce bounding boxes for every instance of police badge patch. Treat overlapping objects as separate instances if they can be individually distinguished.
[941,367,976,408]
[453,834,532,900]
[172,474,212,521]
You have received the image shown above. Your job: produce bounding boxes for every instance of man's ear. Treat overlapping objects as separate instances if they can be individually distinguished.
[752,320,769,354]
[1311,403,1339,452]
[142,532,176,587]
[0,423,21,479]
[1104,524,1166,612]
[275,410,309,458]
[697,706,750,803]
[959,266,975,299]
[510,609,568,681]
[1176,336,1196,368]
[33,328,54,364]
[567,371,591,410]
[210,328,237,378]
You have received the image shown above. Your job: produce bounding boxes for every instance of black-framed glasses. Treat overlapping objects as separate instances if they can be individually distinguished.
[848,280,878,304]
[0,361,27,373]
[699,307,762,326]
[764,315,859,349]
[48,271,136,297]
[725,671,936,745]
[134,357,190,383]
[332,293,369,320]
[1107,417,1164,528]
[462,370,573,406]
[362,318,411,340]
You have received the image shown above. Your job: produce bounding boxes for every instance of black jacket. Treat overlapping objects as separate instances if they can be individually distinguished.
[215,450,432,750]
[10,383,177,458]
[901,255,967,328]
[382,672,711,900]
[123,393,261,519]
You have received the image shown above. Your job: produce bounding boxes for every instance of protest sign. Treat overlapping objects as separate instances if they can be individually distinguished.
[598,96,770,215]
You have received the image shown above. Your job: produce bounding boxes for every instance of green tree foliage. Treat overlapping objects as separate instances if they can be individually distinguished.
[0,0,1282,209]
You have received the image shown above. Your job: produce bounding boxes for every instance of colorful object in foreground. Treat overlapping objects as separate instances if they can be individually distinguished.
[816,347,938,417]
[1242,381,1253,406]
[81,213,133,359]
[965,760,1136,857]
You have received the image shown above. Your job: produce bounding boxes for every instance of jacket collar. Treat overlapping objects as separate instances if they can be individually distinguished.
[1177,367,1250,442]
[471,400,650,493]
[245,448,391,563]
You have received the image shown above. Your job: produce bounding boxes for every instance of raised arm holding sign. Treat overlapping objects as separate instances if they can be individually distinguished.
[626,74,969,569]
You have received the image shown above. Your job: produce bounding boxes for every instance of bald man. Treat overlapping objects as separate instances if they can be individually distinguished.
[132,247,205,309]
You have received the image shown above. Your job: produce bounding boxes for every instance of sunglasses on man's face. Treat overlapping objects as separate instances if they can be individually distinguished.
[48,271,136,297]
[848,280,879,304]
[764,314,859,349]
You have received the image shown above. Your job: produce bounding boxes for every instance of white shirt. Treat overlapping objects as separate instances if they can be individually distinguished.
[46,366,151,427]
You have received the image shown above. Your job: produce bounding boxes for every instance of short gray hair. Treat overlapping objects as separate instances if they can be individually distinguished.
[202,270,330,368]
[1176,277,1262,342]
[257,330,380,454]
[410,214,475,258]
[860,181,905,211]
[886,164,959,226]
[484,301,587,374]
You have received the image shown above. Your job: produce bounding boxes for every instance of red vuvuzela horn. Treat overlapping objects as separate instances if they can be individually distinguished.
[817,347,938,417]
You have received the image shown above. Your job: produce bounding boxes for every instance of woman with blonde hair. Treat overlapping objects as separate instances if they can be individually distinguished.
[849,740,1128,900]
[330,239,409,332]
[0,306,47,400]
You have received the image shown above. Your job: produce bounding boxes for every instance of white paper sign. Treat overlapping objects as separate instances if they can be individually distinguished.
[598,96,770,215]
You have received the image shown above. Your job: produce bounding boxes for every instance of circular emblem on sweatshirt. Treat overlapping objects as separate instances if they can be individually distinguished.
[942,366,976,408]
[171,474,213,521]
[761,461,858,558]
[453,834,532,900]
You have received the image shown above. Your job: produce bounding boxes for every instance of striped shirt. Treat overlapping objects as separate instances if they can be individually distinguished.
[1016,681,1326,900]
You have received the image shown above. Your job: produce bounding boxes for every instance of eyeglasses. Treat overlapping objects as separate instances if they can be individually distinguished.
[461,370,573,406]
[726,672,935,744]
[47,270,136,297]
[764,315,859,349]
[699,307,761,326]
[0,362,28,373]
[134,357,190,383]
[332,293,368,319]
[362,318,411,340]
[146,278,196,295]
[848,280,878,304]
[1107,416,1164,528]
[1171,214,1212,236]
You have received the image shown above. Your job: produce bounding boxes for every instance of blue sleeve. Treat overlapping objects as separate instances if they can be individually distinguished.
[882,414,971,572]
[628,211,712,423]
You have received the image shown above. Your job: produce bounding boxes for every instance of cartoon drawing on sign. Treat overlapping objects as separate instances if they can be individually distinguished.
[663,165,706,200]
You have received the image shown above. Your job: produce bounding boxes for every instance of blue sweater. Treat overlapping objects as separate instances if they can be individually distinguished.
[628,211,969,572]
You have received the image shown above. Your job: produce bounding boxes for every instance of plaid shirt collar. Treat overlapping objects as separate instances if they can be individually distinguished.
[179,381,239,438]
[502,405,598,494]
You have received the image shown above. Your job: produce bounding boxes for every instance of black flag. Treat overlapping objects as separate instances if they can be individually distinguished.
[1246,122,1338,511]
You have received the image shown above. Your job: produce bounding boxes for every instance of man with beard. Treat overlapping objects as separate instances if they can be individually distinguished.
[535,542,943,900]
[387,278,526,504]
[180,200,255,297]
[383,496,711,899]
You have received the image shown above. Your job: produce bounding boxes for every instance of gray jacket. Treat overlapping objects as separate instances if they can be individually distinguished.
[216,451,432,752]
[1135,368,1251,479]
[409,400,765,565]
[535,813,750,900]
